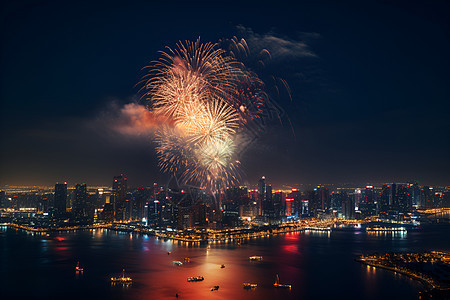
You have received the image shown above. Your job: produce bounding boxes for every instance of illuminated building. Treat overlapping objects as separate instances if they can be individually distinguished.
[262,183,274,218]
[113,174,128,221]
[380,184,391,210]
[301,200,309,216]
[285,198,294,216]
[342,193,355,219]
[304,190,317,217]
[396,184,410,211]
[410,181,421,208]
[288,188,301,217]
[421,186,434,208]
[73,183,88,219]
[258,176,266,216]
[360,185,376,216]
[354,188,362,209]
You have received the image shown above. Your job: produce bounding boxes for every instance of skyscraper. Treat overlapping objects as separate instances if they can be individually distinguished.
[73,183,87,219]
[257,176,266,216]
[421,186,434,208]
[54,182,67,216]
[113,174,128,221]
[342,193,355,219]
[410,181,421,208]
[317,186,329,211]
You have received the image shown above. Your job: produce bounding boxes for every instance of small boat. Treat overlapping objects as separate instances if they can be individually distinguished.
[111,269,132,285]
[75,261,84,272]
[243,283,257,289]
[173,261,183,266]
[220,264,225,268]
[187,276,204,282]
[167,251,171,255]
[249,256,263,261]
[210,285,219,291]
[273,274,291,289]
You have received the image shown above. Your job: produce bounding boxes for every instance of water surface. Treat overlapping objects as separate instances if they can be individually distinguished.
[1,224,449,299]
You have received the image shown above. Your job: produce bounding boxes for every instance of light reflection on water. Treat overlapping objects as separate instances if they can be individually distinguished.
[1,224,449,299]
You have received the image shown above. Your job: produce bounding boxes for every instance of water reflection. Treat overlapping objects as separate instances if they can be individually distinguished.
[2,225,448,299]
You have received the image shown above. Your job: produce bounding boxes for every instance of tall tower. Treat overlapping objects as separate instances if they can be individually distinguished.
[113,174,128,220]
[257,176,266,216]
[73,183,87,219]
[54,182,67,216]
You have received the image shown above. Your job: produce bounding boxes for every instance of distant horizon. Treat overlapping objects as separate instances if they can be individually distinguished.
[1,177,448,190]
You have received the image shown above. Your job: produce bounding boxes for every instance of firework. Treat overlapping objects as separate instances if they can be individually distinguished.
[140,38,284,193]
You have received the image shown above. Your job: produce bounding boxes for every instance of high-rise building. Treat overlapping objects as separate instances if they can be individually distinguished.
[73,183,87,219]
[113,174,128,220]
[360,185,376,216]
[288,189,301,217]
[285,197,294,216]
[380,184,391,210]
[305,190,318,217]
[263,184,274,218]
[54,182,67,216]
[354,188,362,209]
[257,176,266,216]
[396,184,410,211]
[342,193,355,219]
[420,186,434,208]
[410,181,421,208]
[317,186,329,211]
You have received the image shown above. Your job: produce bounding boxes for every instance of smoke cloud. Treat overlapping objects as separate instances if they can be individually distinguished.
[97,102,172,137]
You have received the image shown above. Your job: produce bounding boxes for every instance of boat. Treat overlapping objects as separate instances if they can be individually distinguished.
[243,283,257,289]
[249,256,263,261]
[173,261,183,266]
[210,285,219,291]
[221,264,225,268]
[273,274,291,289]
[187,276,204,282]
[111,269,132,285]
[75,261,84,272]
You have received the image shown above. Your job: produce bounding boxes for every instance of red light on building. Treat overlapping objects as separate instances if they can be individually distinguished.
[285,198,294,216]
[64,182,67,185]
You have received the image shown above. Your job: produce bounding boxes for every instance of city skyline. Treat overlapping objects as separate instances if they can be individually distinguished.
[1,0,450,187]
[2,2,449,299]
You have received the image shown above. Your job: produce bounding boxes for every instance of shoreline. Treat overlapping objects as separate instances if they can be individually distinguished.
[355,258,436,290]
[4,218,356,243]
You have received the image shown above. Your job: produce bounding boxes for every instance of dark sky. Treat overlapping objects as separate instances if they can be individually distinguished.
[1,0,449,187]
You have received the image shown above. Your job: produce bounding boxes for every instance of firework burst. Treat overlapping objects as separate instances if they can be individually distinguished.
[140,38,284,194]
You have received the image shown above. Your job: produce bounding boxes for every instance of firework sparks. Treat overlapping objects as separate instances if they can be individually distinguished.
[140,37,285,193]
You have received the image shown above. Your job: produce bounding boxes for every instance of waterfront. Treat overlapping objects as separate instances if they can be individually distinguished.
[1,224,449,299]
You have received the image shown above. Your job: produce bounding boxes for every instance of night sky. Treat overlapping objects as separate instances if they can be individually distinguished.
[1,0,449,187]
